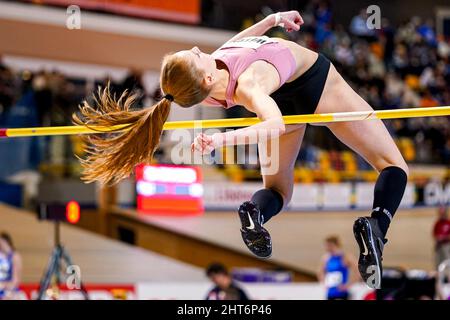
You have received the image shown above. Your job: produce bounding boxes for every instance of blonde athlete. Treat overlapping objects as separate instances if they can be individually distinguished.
[74,11,408,289]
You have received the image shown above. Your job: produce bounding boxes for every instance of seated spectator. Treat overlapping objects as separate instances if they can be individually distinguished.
[437,35,450,59]
[420,90,439,107]
[417,18,437,47]
[335,38,354,66]
[433,206,450,270]
[349,9,376,38]
[205,263,249,300]
[0,232,22,300]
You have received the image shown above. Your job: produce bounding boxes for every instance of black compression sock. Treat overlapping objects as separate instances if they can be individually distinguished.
[371,166,408,237]
[251,188,284,224]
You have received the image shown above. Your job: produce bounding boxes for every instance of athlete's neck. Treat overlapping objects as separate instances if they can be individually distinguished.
[208,67,229,101]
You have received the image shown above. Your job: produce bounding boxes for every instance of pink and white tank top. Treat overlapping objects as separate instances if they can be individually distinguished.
[203,36,297,108]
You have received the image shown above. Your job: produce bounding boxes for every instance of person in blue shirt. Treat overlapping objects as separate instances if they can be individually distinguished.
[0,232,22,300]
[318,235,359,300]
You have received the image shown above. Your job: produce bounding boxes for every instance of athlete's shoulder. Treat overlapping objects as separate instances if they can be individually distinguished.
[342,252,357,267]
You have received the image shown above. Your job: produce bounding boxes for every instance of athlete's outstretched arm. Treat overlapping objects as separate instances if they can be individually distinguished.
[216,91,285,146]
[225,10,303,44]
[192,80,286,153]
[344,253,361,285]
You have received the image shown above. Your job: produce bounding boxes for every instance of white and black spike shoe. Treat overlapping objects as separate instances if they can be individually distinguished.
[238,201,272,259]
[353,217,387,289]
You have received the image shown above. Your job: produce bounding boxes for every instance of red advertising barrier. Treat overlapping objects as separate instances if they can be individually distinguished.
[18,283,135,300]
[136,164,204,216]
[27,0,200,24]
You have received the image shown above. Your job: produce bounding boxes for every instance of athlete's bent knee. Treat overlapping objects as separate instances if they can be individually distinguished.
[265,185,292,207]
[280,187,294,207]
[379,162,409,177]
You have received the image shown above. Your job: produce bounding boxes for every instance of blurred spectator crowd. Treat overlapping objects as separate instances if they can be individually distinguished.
[0,64,148,179]
[249,1,450,168]
[0,0,448,181]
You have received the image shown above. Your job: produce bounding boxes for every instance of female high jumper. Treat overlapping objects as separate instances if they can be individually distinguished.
[74,11,409,289]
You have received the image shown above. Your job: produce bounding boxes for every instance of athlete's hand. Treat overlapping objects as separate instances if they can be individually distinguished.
[191,132,223,155]
[273,11,304,32]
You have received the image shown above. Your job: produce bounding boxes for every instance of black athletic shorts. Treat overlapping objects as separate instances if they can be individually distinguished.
[270,53,331,116]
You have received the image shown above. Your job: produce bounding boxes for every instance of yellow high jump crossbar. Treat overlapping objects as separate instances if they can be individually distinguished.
[0,106,449,138]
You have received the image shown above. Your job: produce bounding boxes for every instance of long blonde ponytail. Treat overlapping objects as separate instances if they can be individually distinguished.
[74,52,212,185]
[72,85,171,185]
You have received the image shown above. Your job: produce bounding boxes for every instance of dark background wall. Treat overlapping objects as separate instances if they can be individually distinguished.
[329,0,450,26]
[202,0,450,30]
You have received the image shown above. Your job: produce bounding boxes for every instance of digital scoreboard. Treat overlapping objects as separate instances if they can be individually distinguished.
[136,164,204,216]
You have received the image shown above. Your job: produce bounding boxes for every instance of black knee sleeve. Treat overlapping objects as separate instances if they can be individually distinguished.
[371,166,408,236]
[251,188,284,224]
